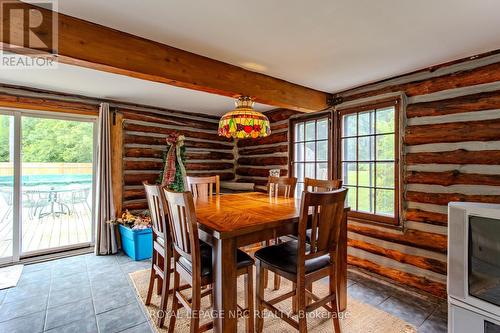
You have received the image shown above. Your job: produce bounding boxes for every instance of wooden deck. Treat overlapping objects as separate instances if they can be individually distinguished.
[0,202,92,257]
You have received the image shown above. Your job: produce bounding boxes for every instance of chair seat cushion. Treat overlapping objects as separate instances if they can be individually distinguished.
[178,241,254,277]
[254,240,331,275]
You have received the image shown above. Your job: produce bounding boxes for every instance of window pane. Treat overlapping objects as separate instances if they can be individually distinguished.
[337,105,397,222]
[296,122,304,141]
[376,134,395,160]
[376,107,395,134]
[376,189,394,216]
[316,163,328,180]
[345,186,357,210]
[305,142,315,161]
[343,114,357,137]
[358,187,374,213]
[296,182,304,198]
[358,110,374,136]
[376,162,394,188]
[294,143,304,162]
[358,136,375,161]
[342,162,357,186]
[342,138,356,161]
[305,121,315,141]
[305,163,315,179]
[317,119,328,140]
[358,162,375,187]
[316,140,328,161]
[294,163,304,182]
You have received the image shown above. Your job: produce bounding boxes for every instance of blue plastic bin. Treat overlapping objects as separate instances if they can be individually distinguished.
[119,224,152,260]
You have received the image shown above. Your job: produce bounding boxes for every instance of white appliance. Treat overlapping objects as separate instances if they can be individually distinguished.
[448,202,500,333]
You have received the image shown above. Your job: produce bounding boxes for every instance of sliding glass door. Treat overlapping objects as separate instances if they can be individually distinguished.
[21,115,95,255]
[0,113,16,263]
[0,109,96,262]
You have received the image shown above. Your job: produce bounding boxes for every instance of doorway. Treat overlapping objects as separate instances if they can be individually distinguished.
[0,109,97,263]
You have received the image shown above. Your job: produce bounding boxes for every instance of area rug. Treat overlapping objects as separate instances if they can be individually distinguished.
[130,269,416,333]
[0,264,23,289]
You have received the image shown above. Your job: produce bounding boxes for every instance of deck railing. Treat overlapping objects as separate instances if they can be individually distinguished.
[0,162,92,176]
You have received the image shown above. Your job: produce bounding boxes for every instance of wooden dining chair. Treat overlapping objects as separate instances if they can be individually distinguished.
[255,189,348,333]
[264,176,297,290]
[186,175,220,301]
[186,175,220,197]
[304,177,342,192]
[267,176,297,198]
[143,182,173,328]
[299,178,343,300]
[163,189,255,333]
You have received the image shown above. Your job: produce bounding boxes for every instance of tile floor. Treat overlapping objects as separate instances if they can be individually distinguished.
[0,252,447,333]
[346,273,447,333]
[0,252,152,333]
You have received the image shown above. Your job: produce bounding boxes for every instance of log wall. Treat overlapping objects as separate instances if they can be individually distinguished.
[235,108,300,190]
[336,52,500,298]
[120,108,236,211]
[233,52,500,298]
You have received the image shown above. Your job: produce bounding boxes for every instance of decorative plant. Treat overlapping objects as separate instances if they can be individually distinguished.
[157,133,187,192]
[107,210,151,230]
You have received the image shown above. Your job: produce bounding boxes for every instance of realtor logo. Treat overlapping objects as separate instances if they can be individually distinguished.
[0,0,58,69]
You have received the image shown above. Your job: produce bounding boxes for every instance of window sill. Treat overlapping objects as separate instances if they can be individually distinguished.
[347,212,403,231]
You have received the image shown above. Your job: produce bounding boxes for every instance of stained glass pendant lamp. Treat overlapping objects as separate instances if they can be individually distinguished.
[218,96,271,139]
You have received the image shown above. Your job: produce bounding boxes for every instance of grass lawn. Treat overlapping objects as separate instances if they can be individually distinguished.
[345,169,394,216]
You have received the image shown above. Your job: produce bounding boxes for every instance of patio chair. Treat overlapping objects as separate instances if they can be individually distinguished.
[22,190,42,220]
[60,187,91,216]
[34,189,52,219]
[0,188,13,222]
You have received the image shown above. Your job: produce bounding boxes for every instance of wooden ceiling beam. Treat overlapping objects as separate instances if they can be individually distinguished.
[0,0,331,112]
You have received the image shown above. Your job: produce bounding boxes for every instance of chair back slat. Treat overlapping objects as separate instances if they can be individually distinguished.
[143,182,168,240]
[304,178,342,192]
[298,189,347,261]
[186,175,220,197]
[267,176,297,198]
[309,205,319,251]
[163,189,200,263]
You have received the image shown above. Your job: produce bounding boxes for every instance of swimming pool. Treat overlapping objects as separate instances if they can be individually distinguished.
[0,174,92,187]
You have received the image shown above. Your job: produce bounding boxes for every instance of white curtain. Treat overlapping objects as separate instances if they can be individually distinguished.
[95,103,118,255]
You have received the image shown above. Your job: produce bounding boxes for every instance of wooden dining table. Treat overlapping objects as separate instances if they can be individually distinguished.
[193,192,348,333]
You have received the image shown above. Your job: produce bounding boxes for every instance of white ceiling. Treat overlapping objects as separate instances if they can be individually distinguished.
[5,0,500,115]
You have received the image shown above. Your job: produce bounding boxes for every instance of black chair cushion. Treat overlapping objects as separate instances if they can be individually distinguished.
[254,240,331,275]
[178,241,254,277]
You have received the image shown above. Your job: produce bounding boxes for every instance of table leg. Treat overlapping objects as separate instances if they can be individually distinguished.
[212,237,237,333]
[337,211,348,312]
